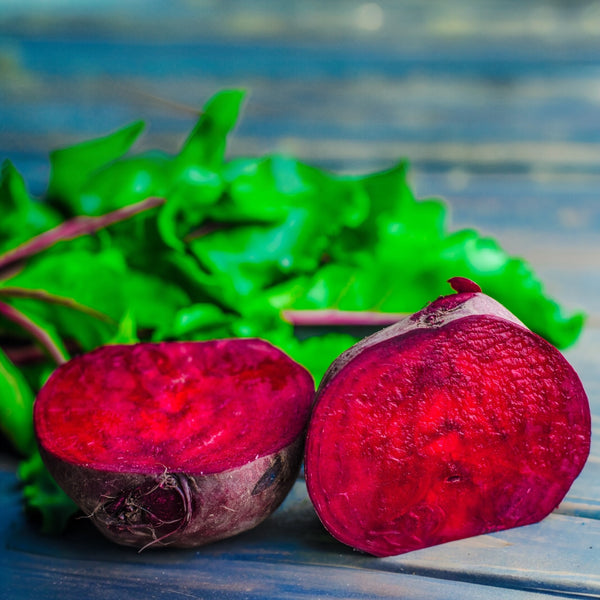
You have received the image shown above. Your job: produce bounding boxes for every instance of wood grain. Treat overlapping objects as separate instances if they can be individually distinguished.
[1,1,599,597]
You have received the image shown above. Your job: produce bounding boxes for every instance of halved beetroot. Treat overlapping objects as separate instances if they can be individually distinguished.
[34,339,314,549]
[305,278,591,557]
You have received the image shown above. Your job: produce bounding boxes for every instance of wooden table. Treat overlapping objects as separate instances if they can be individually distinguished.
[1,1,599,597]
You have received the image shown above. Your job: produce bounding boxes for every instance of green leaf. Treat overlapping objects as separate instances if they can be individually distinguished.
[215,156,311,223]
[107,310,139,345]
[357,161,414,222]
[4,249,128,350]
[119,269,191,332]
[215,155,369,228]
[159,251,228,308]
[0,347,36,456]
[0,160,62,253]
[289,264,372,311]
[191,207,320,298]
[190,156,371,309]
[156,166,224,251]
[330,162,445,265]
[74,151,171,216]
[250,275,312,313]
[178,89,246,169]
[152,302,233,341]
[48,120,145,215]
[0,159,30,213]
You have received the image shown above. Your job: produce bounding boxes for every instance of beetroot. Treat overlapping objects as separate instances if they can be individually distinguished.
[304,277,591,557]
[34,339,314,550]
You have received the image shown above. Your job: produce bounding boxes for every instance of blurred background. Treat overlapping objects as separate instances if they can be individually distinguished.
[1,0,600,310]
[2,5,600,593]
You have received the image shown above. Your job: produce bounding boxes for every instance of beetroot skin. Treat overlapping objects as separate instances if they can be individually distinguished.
[304,277,591,557]
[34,339,314,550]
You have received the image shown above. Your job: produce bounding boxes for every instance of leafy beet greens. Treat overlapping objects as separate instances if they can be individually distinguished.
[0,89,585,533]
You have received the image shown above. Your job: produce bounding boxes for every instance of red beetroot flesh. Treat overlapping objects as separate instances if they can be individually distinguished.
[305,282,591,557]
[34,339,314,549]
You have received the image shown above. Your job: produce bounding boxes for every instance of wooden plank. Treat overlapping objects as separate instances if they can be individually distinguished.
[380,516,600,597]
[4,69,600,164]
[1,1,599,598]
[2,472,597,599]
[4,551,565,600]
[2,2,600,186]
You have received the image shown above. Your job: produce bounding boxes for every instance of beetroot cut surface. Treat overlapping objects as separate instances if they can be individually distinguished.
[34,339,314,549]
[304,278,591,557]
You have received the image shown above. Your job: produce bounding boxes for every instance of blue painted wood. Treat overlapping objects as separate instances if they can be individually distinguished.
[2,471,598,599]
[1,1,599,597]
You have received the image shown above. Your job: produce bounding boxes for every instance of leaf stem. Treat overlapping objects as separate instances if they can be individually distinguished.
[0,196,166,272]
[0,286,114,323]
[283,309,408,327]
[0,300,68,365]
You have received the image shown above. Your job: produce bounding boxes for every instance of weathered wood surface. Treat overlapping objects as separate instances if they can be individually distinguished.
[2,473,600,599]
[1,1,599,597]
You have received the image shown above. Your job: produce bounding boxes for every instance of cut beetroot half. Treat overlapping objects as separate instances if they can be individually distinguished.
[34,339,314,549]
[305,278,591,557]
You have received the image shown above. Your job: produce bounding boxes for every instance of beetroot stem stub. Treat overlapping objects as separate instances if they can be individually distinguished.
[448,276,482,294]
[304,289,590,558]
[98,472,193,551]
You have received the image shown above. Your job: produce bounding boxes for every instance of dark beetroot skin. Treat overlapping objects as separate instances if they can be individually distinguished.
[34,338,314,550]
[305,278,591,557]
